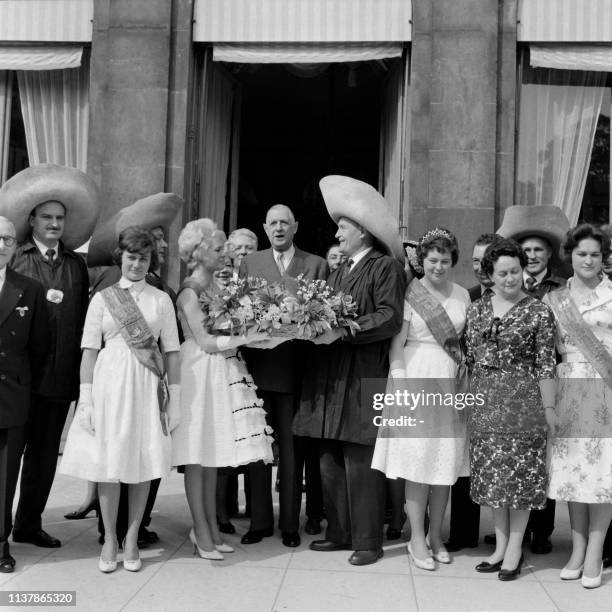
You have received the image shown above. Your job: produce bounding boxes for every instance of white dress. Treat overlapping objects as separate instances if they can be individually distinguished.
[60,278,180,484]
[171,285,274,468]
[371,281,470,485]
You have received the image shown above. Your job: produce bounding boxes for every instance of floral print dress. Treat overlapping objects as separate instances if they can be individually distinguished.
[545,278,612,504]
[464,294,556,509]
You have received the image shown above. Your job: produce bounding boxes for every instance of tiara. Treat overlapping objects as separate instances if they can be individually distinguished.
[419,228,454,245]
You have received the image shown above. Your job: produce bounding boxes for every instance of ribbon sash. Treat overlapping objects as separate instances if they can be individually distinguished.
[406,279,469,392]
[548,287,612,389]
[101,284,169,435]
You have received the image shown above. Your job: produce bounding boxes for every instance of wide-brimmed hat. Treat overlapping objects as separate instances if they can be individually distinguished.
[0,164,100,250]
[496,205,570,265]
[319,175,404,263]
[87,192,183,266]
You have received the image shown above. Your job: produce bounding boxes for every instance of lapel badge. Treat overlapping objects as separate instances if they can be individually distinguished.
[16,306,29,318]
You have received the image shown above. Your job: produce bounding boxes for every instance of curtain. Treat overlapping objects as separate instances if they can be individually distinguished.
[0,46,83,70]
[197,60,237,225]
[17,53,89,171]
[0,70,11,183]
[530,44,612,72]
[516,67,607,225]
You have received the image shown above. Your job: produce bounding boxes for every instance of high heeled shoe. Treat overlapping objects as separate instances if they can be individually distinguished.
[498,554,524,581]
[189,528,223,560]
[560,563,583,580]
[65,500,99,520]
[215,542,235,553]
[431,547,451,564]
[407,541,435,571]
[98,541,118,573]
[121,539,142,572]
[581,564,603,589]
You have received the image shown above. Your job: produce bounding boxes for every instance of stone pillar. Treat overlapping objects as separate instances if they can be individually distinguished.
[408,0,517,287]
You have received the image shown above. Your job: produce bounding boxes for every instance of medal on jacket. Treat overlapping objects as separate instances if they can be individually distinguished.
[46,289,64,303]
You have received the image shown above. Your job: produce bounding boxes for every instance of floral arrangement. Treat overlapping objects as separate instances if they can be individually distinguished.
[199,274,360,340]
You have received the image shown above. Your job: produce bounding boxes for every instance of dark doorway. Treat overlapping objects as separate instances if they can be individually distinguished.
[235,62,385,258]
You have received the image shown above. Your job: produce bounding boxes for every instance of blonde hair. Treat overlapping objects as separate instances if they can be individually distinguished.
[178,218,226,270]
[228,227,258,248]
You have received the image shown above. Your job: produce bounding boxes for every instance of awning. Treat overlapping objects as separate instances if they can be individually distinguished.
[0,0,93,43]
[530,44,612,72]
[0,46,83,70]
[194,0,412,42]
[518,0,612,42]
[213,43,403,63]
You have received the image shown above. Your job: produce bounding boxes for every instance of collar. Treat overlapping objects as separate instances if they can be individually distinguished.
[119,277,147,291]
[33,236,59,259]
[349,247,372,268]
[523,268,548,286]
[273,245,295,263]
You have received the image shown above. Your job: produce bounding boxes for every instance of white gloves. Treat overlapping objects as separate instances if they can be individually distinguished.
[77,383,95,435]
[167,384,181,432]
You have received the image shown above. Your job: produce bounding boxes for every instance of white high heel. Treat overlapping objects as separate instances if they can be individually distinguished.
[407,541,435,571]
[98,555,118,573]
[560,563,583,580]
[431,547,451,564]
[215,542,235,553]
[581,564,603,589]
[122,539,142,572]
[189,528,224,560]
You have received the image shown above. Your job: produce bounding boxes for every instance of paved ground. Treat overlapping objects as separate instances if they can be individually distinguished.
[1,468,611,611]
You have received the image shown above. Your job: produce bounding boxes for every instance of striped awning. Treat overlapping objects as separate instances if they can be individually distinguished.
[518,0,612,42]
[0,0,93,43]
[193,0,412,42]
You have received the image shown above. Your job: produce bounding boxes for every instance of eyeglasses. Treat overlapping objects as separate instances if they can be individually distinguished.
[0,235,16,247]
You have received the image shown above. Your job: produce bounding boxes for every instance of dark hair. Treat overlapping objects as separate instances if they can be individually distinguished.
[326,243,341,258]
[474,233,500,247]
[481,238,527,276]
[417,228,459,267]
[112,226,159,272]
[562,223,610,263]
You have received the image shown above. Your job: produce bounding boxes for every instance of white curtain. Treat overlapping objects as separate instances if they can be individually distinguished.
[516,68,607,225]
[530,44,612,72]
[0,70,11,183]
[0,46,83,70]
[17,55,89,171]
[197,60,236,225]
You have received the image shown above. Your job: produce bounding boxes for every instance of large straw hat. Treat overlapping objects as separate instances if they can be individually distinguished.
[0,164,100,250]
[319,175,404,263]
[87,192,183,266]
[496,205,570,265]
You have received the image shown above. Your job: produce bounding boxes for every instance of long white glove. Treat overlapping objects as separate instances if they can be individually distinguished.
[77,383,95,435]
[167,384,181,432]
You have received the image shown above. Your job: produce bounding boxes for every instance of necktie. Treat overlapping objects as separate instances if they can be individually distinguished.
[525,276,537,291]
[342,259,354,279]
[277,253,286,276]
[46,249,56,269]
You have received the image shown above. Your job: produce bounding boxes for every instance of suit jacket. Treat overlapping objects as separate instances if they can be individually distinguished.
[294,249,406,445]
[11,239,89,401]
[240,246,328,393]
[0,268,49,428]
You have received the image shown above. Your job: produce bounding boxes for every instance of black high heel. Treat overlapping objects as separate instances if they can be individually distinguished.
[498,554,524,581]
[64,500,99,520]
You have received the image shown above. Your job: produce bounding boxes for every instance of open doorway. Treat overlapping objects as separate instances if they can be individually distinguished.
[187,49,409,258]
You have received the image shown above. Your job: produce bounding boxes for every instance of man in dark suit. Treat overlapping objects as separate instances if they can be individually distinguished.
[0,217,48,573]
[445,233,499,553]
[240,204,327,548]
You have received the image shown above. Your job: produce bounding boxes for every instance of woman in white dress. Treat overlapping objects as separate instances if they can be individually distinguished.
[545,224,612,589]
[372,228,470,570]
[171,219,275,560]
[61,227,180,573]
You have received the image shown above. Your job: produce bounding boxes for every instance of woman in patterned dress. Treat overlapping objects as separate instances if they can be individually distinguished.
[545,224,612,588]
[171,219,275,560]
[465,238,556,580]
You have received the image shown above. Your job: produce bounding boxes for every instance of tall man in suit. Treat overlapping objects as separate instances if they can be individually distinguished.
[240,204,328,548]
[0,217,48,573]
[294,176,406,566]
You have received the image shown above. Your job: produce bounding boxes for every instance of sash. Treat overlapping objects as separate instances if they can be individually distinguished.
[406,279,469,393]
[548,287,612,389]
[101,284,169,435]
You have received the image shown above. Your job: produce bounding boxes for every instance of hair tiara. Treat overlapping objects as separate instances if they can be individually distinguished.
[419,228,455,245]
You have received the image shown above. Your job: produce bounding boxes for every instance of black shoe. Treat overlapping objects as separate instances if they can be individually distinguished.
[12,529,61,548]
[304,518,322,536]
[0,555,15,573]
[64,500,99,520]
[281,531,301,547]
[309,539,351,552]
[445,540,478,553]
[530,535,552,555]
[498,554,524,581]
[241,527,273,544]
[349,549,384,566]
[475,559,503,573]
[138,528,158,547]
[218,521,236,535]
